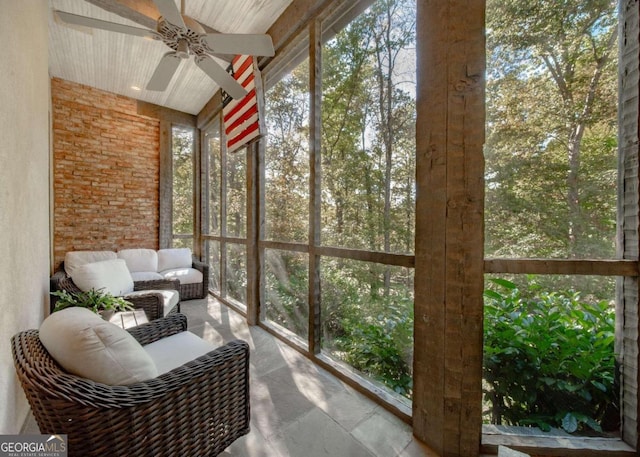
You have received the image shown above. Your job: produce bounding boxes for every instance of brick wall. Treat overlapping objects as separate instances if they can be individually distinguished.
[52,77,160,268]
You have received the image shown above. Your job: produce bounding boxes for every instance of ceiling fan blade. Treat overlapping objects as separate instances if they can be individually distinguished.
[146,52,182,91]
[153,0,186,29]
[195,55,248,100]
[203,34,275,57]
[55,10,157,39]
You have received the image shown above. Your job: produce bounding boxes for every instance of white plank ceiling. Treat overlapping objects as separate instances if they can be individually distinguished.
[49,0,293,115]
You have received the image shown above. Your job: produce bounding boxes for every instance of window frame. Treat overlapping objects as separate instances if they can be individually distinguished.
[189,0,640,454]
[200,114,251,310]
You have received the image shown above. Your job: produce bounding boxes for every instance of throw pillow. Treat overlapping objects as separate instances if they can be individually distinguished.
[157,248,192,272]
[71,259,134,296]
[64,250,117,277]
[39,307,158,385]
[117,248,159,273]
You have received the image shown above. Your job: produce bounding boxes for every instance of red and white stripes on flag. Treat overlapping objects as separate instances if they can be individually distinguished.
[223,55,263,153]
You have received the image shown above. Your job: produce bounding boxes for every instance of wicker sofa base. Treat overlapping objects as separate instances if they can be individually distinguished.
[50,265,180,320]
[180,280,207,301]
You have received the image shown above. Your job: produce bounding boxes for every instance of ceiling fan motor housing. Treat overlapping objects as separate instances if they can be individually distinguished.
[157,15,208,58]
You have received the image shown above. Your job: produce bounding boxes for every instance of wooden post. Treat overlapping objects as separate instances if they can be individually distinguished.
[193,127,202,258]
[246,141,260,325]
[159,120,172,249]
[413,1,485,455]
[308,18,322,355]
[618,0,640,448]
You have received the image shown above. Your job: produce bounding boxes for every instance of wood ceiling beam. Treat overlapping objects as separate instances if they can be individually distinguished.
[266,0,331,53]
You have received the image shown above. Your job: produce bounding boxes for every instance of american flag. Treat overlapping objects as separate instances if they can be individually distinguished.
[223,55,263,153]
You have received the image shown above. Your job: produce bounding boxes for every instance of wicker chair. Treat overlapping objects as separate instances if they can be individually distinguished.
[11,313,250,457]
[50,263,180,320]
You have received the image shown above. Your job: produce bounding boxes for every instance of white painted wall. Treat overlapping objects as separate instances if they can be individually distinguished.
[0,1,51,434]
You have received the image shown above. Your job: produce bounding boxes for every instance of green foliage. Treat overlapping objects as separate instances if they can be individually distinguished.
[226,151,247,238]
[320,259,414,398]
[320,0,416,254]
[264,250,309,339]
[264,59,310,243]
[485,0,618,260]
[51,288,134,314]
[261,0,417,400]
[335,297,413,397]
[483,278,617,433]
[172,126,195,236]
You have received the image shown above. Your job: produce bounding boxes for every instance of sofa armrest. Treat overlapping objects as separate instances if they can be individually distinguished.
[191,257,208,274]
[50,265,66,290]
[127,313,187,345]
[192,257,210,294]
[50,263,83,312]
[122,292,164,321]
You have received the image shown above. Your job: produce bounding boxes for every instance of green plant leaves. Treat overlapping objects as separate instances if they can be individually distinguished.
[51,288,134,314]
[483,278,616,434]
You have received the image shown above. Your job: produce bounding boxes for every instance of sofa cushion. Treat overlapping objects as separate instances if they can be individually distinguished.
[143,331,215,375]
[123,289,180,316]
[130,271,164,282]
[64,250,117,277]
[39,307,158,385]
[160,267,203,285]
[157,248,192,272]
[117,248,158,273]
[72,259,135,296]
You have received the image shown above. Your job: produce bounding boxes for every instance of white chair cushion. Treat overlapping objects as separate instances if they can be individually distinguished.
[64,250,117,277]
[117,248,159,273]
[71,259,135,296]
[123,289,179,316]
[143,331,215,375]
[39,307,158,385]
[157,248,192,272]
[160,267,203,285]
[130,271,164,282]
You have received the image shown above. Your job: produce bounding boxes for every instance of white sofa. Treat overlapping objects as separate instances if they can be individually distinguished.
[55,248,209,302]
[51,252,180,320]
[115,248,209,300]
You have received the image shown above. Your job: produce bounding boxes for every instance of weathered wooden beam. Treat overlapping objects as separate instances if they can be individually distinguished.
[413,1,485,456]
[482,431,636,457]
[484,258,639,277]
[137,100,196,125]
[266,0,331,55]
[196,92,222,130]
[246,141,260,325]
[158,119,172,249]
[317,246,415,268]
[618,0,640,449]
[308,18,322,355]
[193,126,202,259]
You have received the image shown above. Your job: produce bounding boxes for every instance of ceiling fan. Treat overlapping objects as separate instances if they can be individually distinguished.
[54,0,275,99]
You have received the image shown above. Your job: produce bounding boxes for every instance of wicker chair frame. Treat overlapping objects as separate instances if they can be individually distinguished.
[50,263,181,320]
[180,257,210,301]
[11,314,250,457]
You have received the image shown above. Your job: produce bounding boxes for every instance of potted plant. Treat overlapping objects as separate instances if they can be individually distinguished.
[51,288,134,320]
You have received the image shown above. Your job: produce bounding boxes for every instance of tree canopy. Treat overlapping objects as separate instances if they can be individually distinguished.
[485,0,618,261]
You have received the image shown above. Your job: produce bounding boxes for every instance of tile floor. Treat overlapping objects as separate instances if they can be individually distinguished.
[22,296,439,457]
